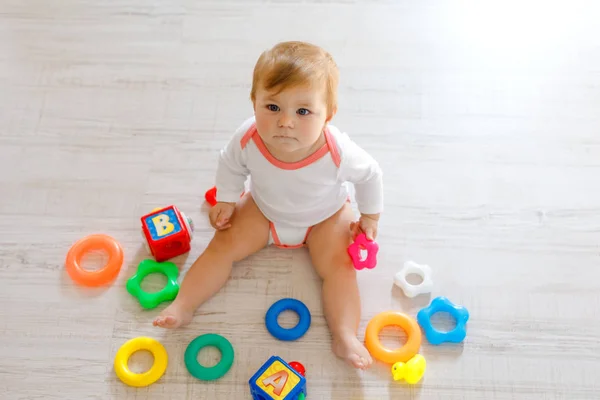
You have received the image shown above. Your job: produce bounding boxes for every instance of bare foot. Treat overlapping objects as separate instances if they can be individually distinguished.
[152,302,194,329]
[332,332,374,370]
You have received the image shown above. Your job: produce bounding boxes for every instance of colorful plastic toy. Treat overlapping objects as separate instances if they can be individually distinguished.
[288,361,306,377]
[347,233,379,270]
[365,311,422,364]
[417,296,469,345]
[205,186,218,206]
[249,356,307,400]
[205,186,245,207]
[394,260,433,298]
[114,336,167,387]
[184,333,234,381]
[392,354,426,384]
[140,205,194,262]
[65,234,124,286]
[126,259,179,309]
[265,298,311,341]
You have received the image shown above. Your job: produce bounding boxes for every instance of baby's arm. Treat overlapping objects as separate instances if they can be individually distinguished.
[215,128,250,203]
[211,120,252,228]
[337,134,383,239]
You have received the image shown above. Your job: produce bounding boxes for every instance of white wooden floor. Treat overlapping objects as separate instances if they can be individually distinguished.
[2,1,600,399]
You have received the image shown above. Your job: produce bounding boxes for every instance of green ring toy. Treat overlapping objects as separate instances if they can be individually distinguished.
[126,259,180,309]
[184,334,234,381]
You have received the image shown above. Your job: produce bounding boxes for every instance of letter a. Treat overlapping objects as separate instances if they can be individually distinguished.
[262,370,289,396]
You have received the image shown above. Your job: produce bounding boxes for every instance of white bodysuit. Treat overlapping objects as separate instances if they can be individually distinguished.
[215,116,383,248]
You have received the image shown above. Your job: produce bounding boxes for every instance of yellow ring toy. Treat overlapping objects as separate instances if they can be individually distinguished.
[114,337,168,387]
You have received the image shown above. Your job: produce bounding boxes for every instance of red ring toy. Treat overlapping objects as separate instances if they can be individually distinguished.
[65,234,124,286]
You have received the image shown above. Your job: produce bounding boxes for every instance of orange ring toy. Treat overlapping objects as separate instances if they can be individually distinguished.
[65,234,124,286]
[364,311,422,364]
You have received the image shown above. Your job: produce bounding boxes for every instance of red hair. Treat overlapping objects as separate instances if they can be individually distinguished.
[250,41,339,117]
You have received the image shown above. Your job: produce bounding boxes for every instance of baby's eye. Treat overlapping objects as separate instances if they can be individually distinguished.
[297,108,310,116]
[267,104,280,112]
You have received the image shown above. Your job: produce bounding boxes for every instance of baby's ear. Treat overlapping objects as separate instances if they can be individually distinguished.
[326,106,338,123]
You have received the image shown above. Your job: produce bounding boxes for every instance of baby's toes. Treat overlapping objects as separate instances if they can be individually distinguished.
[348,354,364,369]
[163,316,178,327]
[361,355,373,369]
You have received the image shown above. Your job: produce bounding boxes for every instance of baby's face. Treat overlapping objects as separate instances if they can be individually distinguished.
[253,84,330,156]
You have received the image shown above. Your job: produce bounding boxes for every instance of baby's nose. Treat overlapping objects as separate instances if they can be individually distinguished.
[278,113,294,128]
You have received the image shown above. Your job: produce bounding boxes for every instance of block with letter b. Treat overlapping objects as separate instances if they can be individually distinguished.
[140,205,193,262]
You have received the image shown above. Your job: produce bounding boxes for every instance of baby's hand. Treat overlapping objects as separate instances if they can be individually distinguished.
[209,202,236,230]
[350,213,380,241]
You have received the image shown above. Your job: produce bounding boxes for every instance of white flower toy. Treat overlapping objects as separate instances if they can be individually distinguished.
[394,260,433,298]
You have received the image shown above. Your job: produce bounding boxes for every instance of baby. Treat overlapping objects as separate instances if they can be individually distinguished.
[153,41,383,370]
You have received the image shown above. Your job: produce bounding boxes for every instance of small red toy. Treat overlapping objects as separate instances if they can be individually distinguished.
[140,205,194,262]
[288,361,306,377]
[204,186,245,207]
[205,186,217,207]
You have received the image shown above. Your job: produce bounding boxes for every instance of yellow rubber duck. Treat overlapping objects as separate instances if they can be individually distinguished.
[391,354,426,384]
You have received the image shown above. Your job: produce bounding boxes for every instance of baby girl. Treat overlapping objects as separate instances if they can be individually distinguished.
[153,41,383,370]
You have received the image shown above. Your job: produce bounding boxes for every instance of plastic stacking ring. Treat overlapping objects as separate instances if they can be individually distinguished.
[417,296,469,345]
[394,260,434,298]
[114,337,167,387]
[347,233,379,270]
[365,311,422,364]
[126,259,180,309]
[184,334,235,381]
[65,234,124,286]
[265,298,311,341]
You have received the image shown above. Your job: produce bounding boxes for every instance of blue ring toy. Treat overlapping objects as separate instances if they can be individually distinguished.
[265,298,311,341]
[417,296,469,345]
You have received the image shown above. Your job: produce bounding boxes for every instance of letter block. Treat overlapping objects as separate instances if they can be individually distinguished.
[140,205,193,262]
[249,356,306,400]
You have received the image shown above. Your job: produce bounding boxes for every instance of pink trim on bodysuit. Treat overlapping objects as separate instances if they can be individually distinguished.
[240,127,254,149]
[240,123,339,170]
[240,122,339,249]
[324,129,341,168]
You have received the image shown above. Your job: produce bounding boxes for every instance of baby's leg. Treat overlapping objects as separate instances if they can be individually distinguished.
[306,203,373,370]
[153,193,269,328]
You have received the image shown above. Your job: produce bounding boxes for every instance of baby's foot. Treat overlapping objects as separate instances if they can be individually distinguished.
[152,302,194,329]
[332,332,373,370]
